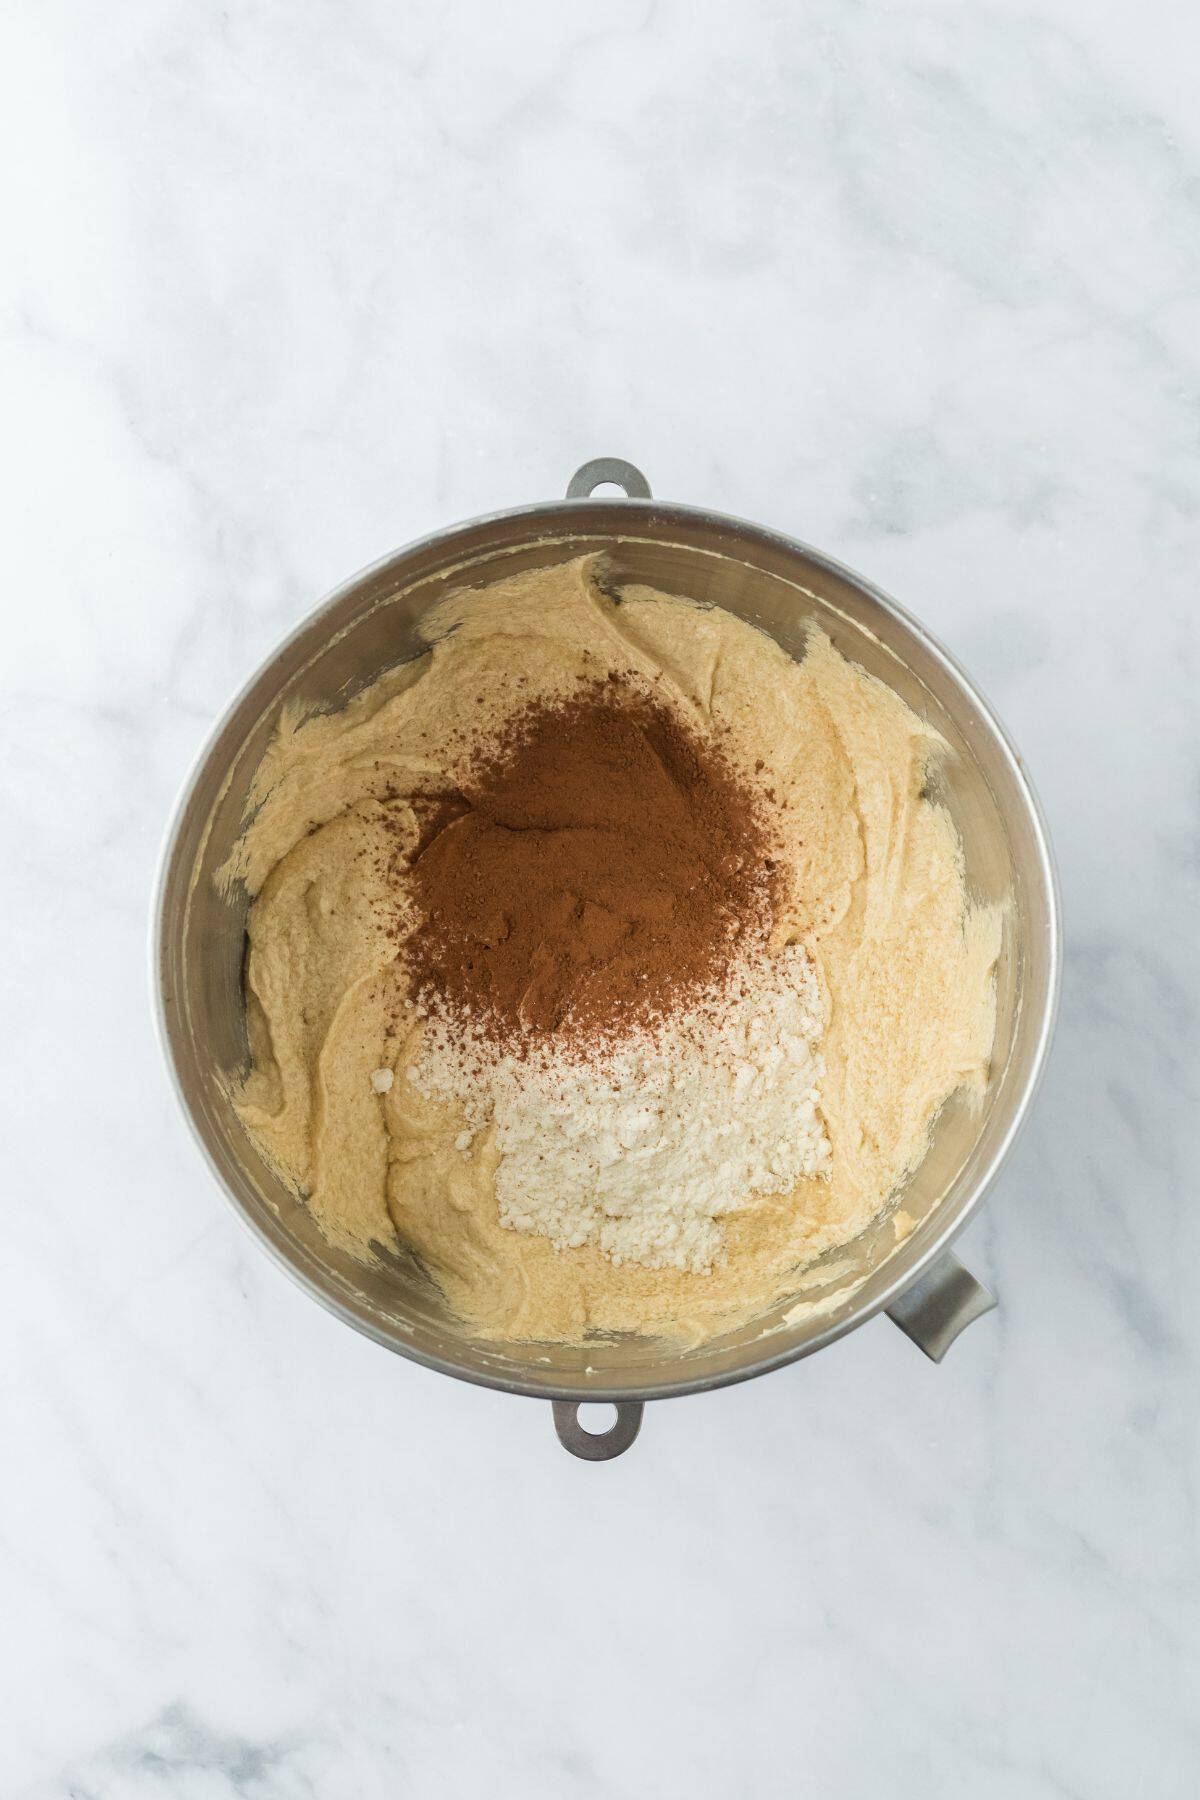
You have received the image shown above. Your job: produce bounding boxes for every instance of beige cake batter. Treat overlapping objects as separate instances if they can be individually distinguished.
[225,557,999,1343]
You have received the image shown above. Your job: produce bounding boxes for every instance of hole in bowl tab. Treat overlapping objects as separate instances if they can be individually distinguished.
[576,1402,619,1436]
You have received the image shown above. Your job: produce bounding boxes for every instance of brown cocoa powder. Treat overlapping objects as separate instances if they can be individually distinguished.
[396,683,781,1046]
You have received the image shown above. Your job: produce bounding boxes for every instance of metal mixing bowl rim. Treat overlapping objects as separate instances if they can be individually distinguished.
[151,495,1062,1404]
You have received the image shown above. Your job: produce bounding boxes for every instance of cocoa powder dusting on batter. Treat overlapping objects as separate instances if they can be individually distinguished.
[395,684,782,1048]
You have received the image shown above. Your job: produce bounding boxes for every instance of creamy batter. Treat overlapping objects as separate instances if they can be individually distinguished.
[225,557,1000,1343]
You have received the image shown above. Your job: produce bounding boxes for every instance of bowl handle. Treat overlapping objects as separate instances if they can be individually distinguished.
[566,457,653,500]
[885,1251,996,1361]
[548,1252,992,1455]
[552,1399,645,1461]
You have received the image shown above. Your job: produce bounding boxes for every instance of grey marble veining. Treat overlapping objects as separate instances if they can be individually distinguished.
[2,0,1198,1794]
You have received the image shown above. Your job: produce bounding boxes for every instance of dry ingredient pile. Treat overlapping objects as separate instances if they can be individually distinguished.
[227,556,1000,1344]
[397,688,829,1273]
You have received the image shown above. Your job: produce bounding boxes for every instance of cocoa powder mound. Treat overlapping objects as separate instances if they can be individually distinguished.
[397,683,781,1045]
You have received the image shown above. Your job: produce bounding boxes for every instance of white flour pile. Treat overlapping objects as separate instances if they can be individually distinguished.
[404,944,830,1273]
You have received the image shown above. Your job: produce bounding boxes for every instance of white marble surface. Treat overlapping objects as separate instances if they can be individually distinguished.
[3,0,1198,1793]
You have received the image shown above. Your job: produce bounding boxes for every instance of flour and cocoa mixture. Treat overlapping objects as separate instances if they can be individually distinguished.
[226,556,999,1343]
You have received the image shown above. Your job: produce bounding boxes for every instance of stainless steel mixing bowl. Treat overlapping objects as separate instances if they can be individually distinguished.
[153,458,1060,1460]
